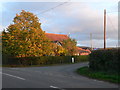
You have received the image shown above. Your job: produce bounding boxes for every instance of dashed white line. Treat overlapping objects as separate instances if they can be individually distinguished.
[50,85,59,89]
[0,72,25,80]
[50,85,65,90]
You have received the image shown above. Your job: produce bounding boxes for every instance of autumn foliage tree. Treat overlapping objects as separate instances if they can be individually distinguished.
[2,10,53,57]
[51,43,67,56]
[62,38,77,56]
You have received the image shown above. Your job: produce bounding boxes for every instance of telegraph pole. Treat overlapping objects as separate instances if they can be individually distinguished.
[104,9,106,49]
[68,32,70,37]
[90,33,93,50]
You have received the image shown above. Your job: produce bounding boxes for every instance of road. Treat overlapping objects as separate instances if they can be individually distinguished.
[2,62,118,89]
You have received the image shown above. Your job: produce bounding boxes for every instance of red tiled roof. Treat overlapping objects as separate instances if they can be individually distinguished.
[77,47,91,54]
[45,33,69,41]
[77,47,84,51]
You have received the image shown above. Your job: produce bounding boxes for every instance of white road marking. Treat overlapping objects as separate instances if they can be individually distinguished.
[50,85,59,89]
[50,85,65,90]
[0,72,25,80]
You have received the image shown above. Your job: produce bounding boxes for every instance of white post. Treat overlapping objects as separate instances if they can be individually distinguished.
[72,57,74,63]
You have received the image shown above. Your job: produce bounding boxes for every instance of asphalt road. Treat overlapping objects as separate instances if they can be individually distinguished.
[1,62,119,88]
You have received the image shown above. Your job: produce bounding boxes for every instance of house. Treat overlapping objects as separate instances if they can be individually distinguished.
[45,33,69,46]
[76,47,91,55]
[45,33,91,56]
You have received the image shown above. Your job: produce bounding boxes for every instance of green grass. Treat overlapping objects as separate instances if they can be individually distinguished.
[76,66,120,84]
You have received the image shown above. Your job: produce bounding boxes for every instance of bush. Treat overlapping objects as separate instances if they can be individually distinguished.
[2,55,89,66]
[89,48,119,72]
[74,55,89,62]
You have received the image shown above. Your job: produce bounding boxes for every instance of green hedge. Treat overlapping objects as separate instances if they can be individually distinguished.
[89,49,119,72]
[2,55,89,66]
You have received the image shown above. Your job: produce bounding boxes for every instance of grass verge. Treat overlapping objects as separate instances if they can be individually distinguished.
[76,66,119,84]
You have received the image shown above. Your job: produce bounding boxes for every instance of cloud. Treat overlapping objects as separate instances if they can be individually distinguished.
[1,1,118,47]
[40,2,118,48]
[41,2,118,40]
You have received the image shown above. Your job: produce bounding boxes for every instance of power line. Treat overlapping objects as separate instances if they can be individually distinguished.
[90,33,93,50]
[107,14,117,31]
[36,0,70,15]
[106,2,118,13]
[107,11,119,13]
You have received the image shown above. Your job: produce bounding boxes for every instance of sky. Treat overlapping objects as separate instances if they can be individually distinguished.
[0,0,119,48]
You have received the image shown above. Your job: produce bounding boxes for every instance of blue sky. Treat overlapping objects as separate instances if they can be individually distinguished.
[0,0,119,48]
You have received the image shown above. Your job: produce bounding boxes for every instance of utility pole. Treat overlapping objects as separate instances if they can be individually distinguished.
[104,9,106,49]
[68,32,70,37]
[90,33,93,50]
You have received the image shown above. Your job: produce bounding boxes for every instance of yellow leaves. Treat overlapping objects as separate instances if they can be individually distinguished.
[62,38,77,56]
[20,45,23,48]
[3,10,78,57]
[11,36,14,38]
[58,46,65,54]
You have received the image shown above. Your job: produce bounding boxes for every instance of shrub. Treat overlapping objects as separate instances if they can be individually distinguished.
[89,48,119,72]
[2,55,89,66]
[74,55,89,62]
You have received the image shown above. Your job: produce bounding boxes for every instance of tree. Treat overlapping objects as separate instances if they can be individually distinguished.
[2,10,53,57]
[51,43,67,56]
[62,38,78,56]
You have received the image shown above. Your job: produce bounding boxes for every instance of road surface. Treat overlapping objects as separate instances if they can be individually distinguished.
[1,62,118,89]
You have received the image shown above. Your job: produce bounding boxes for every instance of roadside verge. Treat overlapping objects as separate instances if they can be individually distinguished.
[76,66,119,84]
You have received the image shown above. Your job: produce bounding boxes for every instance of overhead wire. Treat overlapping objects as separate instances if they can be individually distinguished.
[34,1,118,48]
[106,1,118,13]
[107,14,118,31]
[36,0,70,15]
[101,1,118,35]
[106,2,118,31]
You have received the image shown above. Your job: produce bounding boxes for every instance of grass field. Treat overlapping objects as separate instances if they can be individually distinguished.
[76,66,119,84]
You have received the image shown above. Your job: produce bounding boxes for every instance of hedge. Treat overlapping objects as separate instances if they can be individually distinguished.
[89,48,119,72]
[2,55,89,66]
